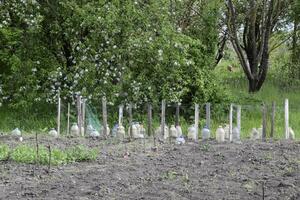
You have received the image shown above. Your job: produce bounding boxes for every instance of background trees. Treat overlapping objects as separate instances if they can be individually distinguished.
[0,0,226,108]
[226,0,292,93]
[0,0,299,110]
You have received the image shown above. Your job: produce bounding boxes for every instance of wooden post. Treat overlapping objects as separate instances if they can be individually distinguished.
[35,132,39,166]
[237,105,241,134]
[195,104,199,141]
[77,96,82,135]
[57,93,61,135]
[270,101,275,140]
[128,103,133,139]
[147,103,155,146]
[262,103,267,142]
[67,103,70,136]
[229,104,233,141]
[81,99,86,136]
[284,99,289,139]
[102,97,107,138]
[47,145,51,173]
[161,100,166,139]
[175,103,180,126]
[118,105,123,126]
[206,103,211,129]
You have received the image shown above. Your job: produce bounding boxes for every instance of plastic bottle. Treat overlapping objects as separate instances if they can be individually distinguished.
[216,126,225,142]
[170,125,178,138]
[70,123,79,136]
[188,125,197,140]
[49,128,58,138]
[202,126,210,140]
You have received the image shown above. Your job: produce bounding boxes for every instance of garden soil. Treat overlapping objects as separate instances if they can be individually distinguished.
[0,135,299,200]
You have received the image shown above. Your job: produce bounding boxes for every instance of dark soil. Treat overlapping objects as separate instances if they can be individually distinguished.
[0,135,299,200]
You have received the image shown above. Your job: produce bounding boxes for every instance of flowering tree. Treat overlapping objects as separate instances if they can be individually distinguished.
[0,0,226,109]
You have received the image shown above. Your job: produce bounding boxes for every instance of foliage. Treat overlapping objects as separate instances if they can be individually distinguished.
[0,0,224,110]
[11,144,36,164]
[66,145,98,162]
[0,144,10,161]
[9,144,98,165]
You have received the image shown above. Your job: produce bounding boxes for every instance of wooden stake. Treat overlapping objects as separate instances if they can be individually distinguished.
[57,93,61,135]
[128,103,133,140]
[262,103,267,142]
[147,103,155,147]
[270,101,275,140]
[206,103,211,129]
[35,132,39,167]
[229,104,233,141]
[195,103,199,141]
[237,105,241,134]
[77,96,82,136]
[67,103,70,136]
[284,99,289,139]
[118,105,123,126]
[47,145,51,173]
[175,103,180,126]
[81,99,86,136]
[102,97,107,138]
[161,100,166,139]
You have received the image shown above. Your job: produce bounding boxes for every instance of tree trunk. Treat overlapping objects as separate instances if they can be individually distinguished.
[248,77,258,93]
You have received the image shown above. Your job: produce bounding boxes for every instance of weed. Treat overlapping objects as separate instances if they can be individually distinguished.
[163,170,178,180]
[200,143,210,152]
[66,145,98,163]
[0,144,10,161]
[8,144,97,165]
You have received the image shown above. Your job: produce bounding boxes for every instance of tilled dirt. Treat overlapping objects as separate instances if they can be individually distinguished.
[0,135,299,200]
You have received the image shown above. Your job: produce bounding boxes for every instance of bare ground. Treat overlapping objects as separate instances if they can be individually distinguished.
[0,135,299,200]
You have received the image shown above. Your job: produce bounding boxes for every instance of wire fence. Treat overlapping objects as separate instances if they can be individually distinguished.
[1,97,299,140]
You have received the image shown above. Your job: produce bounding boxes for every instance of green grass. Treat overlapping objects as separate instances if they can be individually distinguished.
[0,144,10,161]
[0,144,98,165]
[214,61,300,139]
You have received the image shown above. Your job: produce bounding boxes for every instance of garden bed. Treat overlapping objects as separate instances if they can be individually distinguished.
[0,136,299,199]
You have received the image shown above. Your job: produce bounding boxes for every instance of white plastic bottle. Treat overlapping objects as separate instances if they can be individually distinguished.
[70,123,79,136]
[170,125,178,138]
[216,126,225,142]
[188,125,197,140]
[202,126,210,140]
[49,128,58,138]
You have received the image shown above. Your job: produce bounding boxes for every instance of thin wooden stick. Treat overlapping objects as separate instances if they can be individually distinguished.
[237,105,241,134]
[229,104,233,142]
[35,132,39,166]
[67,103,70,136]
[161,100,166,140]
[262,103,267,142]
[47,145,51,173]
[270,101,275,140]
[128,103,133,140]
[195,103,199,142]
[206,103,211,129]
[284,99,289,139]
[102,97,107,138]
[57,93,61,135]
[77,96,82,136]
[118,105,123,126]
[81,99,86,136]
[148,103,155,147]
[175,103,180,126]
